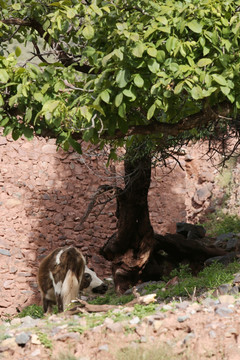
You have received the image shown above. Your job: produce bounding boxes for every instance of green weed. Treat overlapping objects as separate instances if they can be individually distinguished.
[124,325,136,335]
[68,325,84,334]
[201,212,240,236]
[36,331,53,349]
[132,303,156,318]
[145,261,240,300]
[167,263,192,280]
[89,290,134,305]
[18,304,44,319]
[81,303,156,329]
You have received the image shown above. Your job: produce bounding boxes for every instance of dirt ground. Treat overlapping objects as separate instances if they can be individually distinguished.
[1,293,240,360]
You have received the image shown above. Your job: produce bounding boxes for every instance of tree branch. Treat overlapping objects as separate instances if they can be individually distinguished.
[112,101,232,139]
[1,17,92,73]
[35,101,232,142]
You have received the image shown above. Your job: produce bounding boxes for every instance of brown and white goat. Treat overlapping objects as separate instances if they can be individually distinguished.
[38,246,107,312]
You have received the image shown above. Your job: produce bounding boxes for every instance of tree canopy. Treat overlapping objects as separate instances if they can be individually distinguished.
[1,0,240,156]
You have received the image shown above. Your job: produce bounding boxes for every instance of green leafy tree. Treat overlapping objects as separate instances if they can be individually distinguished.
[1,0,240,291]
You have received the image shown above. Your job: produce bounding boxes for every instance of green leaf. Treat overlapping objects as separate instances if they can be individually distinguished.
[25,108,32,123]
[147,47,158,58]
[123,88,136,101]
[227,93,235,103]
[134,74,144,88]
[41,84,50,94]
[0,117,9,126]
[174,81,184,94]
[166,37,178,53]
[203,46,210,56]
[115,93,123,107]
[100,90,110,103]
[23,127,34,140]
[132,42,145,58]
[66,8,76,18]
[187,20,203,33]
[15,46,21,57]
[212,74,227,86]
[130,33,139,42]
[118,103,126,118]
[90,4,103,16]
[221,17,228,27]
[0,69,9,83]
[202,87,217,96]
[80,106,92,121]
[156,50,165,63]
[197,58,212,67]
[68,137,82,154]
[42,100,60,113]
[156,16,168,25]
[114,48,123,60]
[54,81,65,92]
[3,125,12,136]
[8,95,18,107]
[148,59,159,73]
[116,69,129,88]
[168,63,179,72]
[22,86,28,97]
[34,92,44,102]
[191,86,203,100]
[102,51,114,66]
[12,3,21,9]
[84,46,96,57]
[102,5,110,13]
[220,86,230,95]
[147,104,156,120]
[83,128,94,142]
[83,25,94,40]
[12,128,21,141]
[144,26,158,39]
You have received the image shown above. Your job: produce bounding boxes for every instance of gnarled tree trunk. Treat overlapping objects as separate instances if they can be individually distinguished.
[101,146,155,293]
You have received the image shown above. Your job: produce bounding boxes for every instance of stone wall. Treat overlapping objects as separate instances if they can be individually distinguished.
[0,133,239,315]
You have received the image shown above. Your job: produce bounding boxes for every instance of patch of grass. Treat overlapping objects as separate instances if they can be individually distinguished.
[117,344,190,360]
[165,263,192,281]
[36,331,53,349]
[201,212,240,237]
[124,325,136,335]
[82,302,157,329]
[143,261,240,301]
[68,325,84,334]
[85,312,111,328]
[18,304,44,319]
[84,309,128,328]
[132,303,156,318]
[89,289,134,305]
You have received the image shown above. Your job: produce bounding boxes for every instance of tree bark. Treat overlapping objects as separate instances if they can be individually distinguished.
[101,145,155,293]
